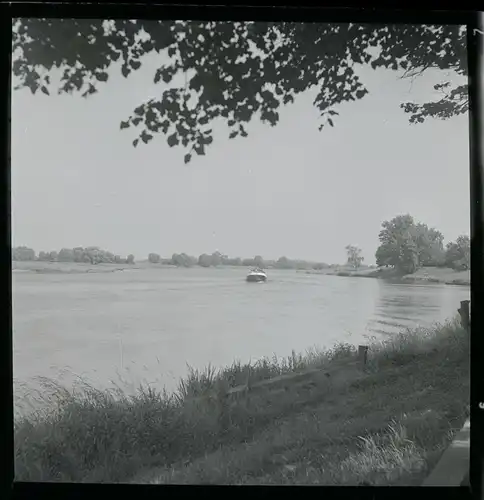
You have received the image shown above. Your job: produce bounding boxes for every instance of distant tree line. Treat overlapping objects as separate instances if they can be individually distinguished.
[12,245,330,270]
[12,216,470,275]
[148,251,330,270]
[375,214,470,274]
[12,246,135,264]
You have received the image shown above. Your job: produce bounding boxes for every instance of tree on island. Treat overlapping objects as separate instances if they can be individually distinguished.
[275,256,291,269]
[273,256,329,270]
[253,255,265,268]
[12,246,36,261]
[223,256,242,266]
[37,251,50,262]
[198,253,212,268]
[172,253,197,267]
[12,20,466,163]
[414,224,445,267]
[148,253,161,264]
[375,214,445,274]
[211,251,223,267]
[12,245,139,264]
[345,245,364,270]
[58,248,75,262]
[445,235,470,270]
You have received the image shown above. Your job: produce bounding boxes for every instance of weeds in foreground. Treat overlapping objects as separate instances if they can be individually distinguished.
[14,318,469,484]
[338,420,426,484]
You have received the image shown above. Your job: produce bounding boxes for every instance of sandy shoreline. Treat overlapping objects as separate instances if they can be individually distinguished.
[11,261,470,286]
[301,266,470,286]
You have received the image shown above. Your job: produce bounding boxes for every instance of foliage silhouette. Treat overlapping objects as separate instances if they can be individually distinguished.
[13,20,467,161]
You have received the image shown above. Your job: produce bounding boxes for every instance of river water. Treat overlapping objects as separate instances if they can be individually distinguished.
[12,266,470,408]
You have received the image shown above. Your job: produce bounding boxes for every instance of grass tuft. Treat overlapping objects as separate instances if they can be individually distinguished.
[337,420,426,485]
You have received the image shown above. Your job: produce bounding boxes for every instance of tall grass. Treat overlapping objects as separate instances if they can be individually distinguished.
[14,318,469,484]
[337,420,427,484]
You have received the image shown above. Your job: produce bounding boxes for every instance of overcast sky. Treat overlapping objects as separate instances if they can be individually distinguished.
[11,27,470,264]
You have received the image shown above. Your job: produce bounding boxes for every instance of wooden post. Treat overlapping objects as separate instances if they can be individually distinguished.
[358,345,368,368]
[458,300,471,332]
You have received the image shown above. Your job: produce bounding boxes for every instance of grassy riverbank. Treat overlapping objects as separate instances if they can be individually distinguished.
[14,319,469,485]
[11,261,137,274]
[304,266,470,286]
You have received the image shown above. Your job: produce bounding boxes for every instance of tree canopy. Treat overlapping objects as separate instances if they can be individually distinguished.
[148,252,161,264]
[373,214,470,274]
[445,235,470,270]
[345,244,364,270]
[12,19,467,162]
[11,245,134,264]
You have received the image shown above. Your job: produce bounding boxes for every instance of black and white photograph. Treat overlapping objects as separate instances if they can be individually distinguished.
[11,16,471,486]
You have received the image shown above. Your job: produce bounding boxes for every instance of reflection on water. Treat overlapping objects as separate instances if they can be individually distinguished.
[12,267,470,399]
[369,281,469,336]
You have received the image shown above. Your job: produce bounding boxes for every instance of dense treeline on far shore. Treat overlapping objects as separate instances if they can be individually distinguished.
[11,213,471,274]
[151,252,332,270]
[11,246,331,271]
[11,246,135,265]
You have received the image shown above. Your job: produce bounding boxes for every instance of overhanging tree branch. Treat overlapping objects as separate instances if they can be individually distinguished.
[12,20,468,161]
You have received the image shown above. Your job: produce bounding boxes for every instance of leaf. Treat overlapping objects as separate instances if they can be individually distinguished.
[283,94,294,105]
[120,120,130,130]
[184,153,192,164]
[134,105,144,116]
[161,68,173,83]
[229,130,238,139]
[95,72,108,82]
[40,85,49,95]
[239,124,248,138]
[167,133,179,147]
[194,144,206,156]
[121,65,130,78]
[141,131,153,144]
[161,120,170,134]
[154,69,162,84]
[132,138,139,147]
[328,118,334,127]
[130,60,141,70]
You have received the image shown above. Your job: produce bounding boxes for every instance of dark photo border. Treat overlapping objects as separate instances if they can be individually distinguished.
[2,3,481,500]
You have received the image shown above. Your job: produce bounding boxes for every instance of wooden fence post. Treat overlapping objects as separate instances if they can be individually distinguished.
[358,345,368,369]
[458,300,471,332]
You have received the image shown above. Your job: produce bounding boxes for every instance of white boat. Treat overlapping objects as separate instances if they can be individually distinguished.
[246,268,267,282]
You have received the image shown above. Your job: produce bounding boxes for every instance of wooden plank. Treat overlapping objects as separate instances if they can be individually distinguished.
[226,359,360,397]
[187,358,362,405]
[458,300,471,332]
